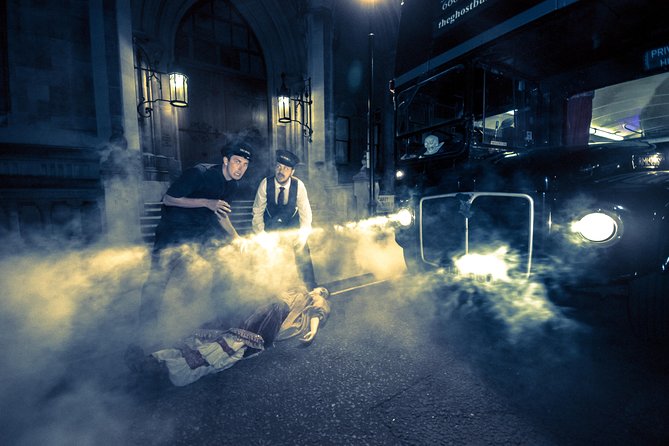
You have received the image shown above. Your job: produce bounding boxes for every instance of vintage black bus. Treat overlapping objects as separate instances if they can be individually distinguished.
[392,0,669,338]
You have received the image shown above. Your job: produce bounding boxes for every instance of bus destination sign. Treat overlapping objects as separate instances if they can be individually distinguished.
[433,0,491,37]
[431,0,544,55]
[644,43,669,71]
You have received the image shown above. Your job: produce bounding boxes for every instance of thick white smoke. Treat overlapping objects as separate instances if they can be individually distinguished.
[0,198,584,445]
[0,205,411,444]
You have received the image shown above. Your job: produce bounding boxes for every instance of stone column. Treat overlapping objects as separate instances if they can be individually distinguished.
[100,0,143,244]
[306,1,339,223]
[89,0,112,141]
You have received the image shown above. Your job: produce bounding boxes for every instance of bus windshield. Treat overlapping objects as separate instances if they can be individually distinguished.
[395,66,466,138]
[396,66,669,162]
[395,64,543,160]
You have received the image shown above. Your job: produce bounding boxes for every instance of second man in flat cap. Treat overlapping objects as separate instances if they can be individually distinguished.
[252,149,316,290]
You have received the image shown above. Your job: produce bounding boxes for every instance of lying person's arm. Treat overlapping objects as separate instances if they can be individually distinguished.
[300,316,321,343]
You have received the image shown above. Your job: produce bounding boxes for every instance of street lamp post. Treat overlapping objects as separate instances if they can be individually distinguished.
[366,1,376,216]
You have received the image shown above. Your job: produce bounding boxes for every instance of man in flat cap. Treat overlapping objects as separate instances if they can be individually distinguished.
[139,143,253,345]
[154,143,251,247]
[252,149,317,290]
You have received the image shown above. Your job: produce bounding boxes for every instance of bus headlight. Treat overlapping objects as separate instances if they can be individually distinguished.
[395,208,413,227]
[571,212,618,243]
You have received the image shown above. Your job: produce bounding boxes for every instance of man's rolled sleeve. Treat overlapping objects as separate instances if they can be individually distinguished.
[252,177,268,233]
[296,179,312,232]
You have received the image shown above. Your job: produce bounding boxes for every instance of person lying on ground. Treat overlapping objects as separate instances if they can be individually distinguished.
[125,286,330,387]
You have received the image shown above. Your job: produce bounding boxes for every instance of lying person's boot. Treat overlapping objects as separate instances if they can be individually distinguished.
[124,344,148,373]
[124,344,171,391]
[125,345,168,377]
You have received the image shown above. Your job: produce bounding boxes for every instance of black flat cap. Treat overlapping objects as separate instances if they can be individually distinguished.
[224,143,253,161]
[276,150,299,168]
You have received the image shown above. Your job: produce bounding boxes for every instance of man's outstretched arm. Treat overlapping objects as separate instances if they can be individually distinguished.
[163,194,232,216]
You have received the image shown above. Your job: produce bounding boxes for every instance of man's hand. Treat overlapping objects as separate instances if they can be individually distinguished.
[232,236,249,253]
[207,199,232,216]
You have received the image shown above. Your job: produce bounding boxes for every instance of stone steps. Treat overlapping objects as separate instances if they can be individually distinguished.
[141,200,256,245]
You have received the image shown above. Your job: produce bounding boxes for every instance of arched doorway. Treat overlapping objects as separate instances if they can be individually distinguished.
[173,0,269,198]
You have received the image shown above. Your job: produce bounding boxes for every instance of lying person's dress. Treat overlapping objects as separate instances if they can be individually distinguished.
[128,287,330,387]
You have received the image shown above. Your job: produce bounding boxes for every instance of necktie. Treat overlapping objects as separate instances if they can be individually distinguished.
[277,186,285,205]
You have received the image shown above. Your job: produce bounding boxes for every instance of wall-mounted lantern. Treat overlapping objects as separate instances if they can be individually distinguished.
[136,68,189,118]
[277,72,313,142]
[135,41,189,118]
[168,72,189,108]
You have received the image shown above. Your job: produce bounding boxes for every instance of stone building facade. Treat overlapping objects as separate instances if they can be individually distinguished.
[0,0,399,248]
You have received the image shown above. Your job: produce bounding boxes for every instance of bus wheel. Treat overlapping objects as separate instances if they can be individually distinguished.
[628,273,669,342]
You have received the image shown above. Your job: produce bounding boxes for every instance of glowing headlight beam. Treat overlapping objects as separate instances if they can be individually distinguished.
[393,208,413,227]
[571,212,618,242]
[454,247,511,281]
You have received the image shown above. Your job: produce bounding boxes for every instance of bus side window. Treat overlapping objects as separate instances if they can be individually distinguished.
[497,117,515,142]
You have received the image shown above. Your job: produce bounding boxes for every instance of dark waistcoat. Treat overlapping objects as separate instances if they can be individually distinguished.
[264,177,299,230]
